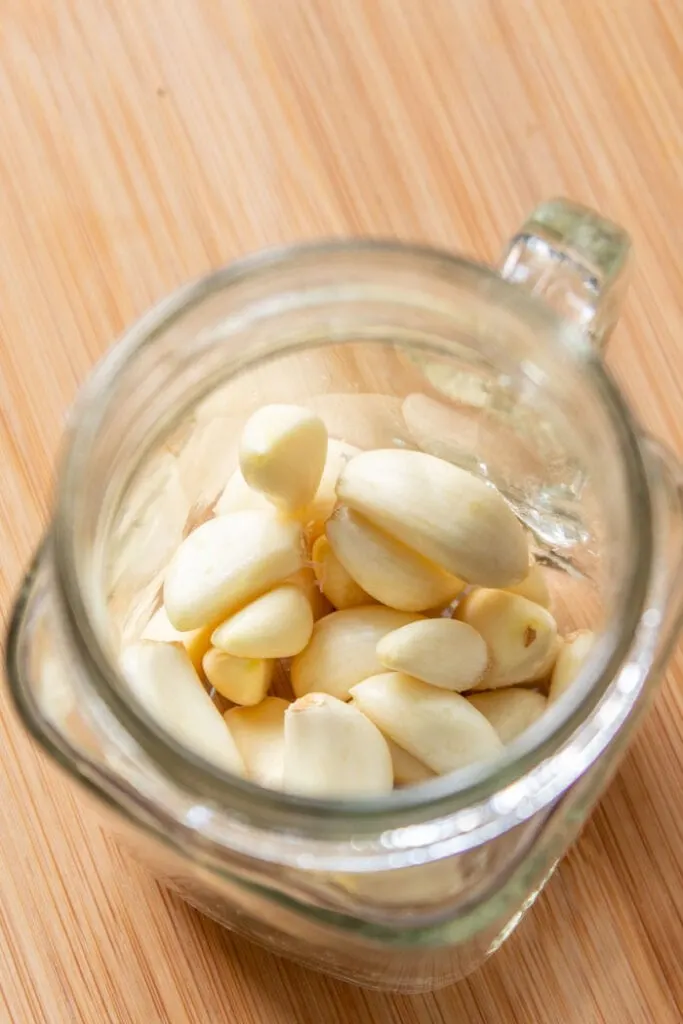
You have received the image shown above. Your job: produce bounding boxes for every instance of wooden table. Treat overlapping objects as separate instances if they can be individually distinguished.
[1,2,682,1021]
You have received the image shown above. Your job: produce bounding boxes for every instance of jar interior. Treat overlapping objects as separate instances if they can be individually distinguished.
[54,245,644,802]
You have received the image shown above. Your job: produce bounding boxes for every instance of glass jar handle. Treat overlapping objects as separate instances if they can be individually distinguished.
[498,197,631,352]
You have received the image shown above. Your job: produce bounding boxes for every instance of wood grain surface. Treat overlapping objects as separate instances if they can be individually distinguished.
[1,1,683,1021]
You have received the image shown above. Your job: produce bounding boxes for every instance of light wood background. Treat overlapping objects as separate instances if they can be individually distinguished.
[1,1,682,1021]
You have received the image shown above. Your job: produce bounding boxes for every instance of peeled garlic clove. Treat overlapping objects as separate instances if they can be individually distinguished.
[350,672,503,774]
[220,440,360,537]
[334,858,463,906]
[505,557,551,608]
[286,566,332,621]
[468,688,547,744]
[311,534,373,610]
[203,647,273,705]
[549,630,596,703]
[109,451,189,598]
[336,449,528,587]
[164,510,304,631]
[386,737,435,785]
[224,697,288,788]
[376,618,488,691]
[214,466,273,515]
[326,506,463,612]
[120,641,245,774]
[171,414,241,512]
[239,404,328,513]
[283,693,393,797]
[346,699,434,784]
[141,606,213,675]
[211,583,313,658]
[458,589,559,688]
[300,438,360,541]
[291,605,421,701]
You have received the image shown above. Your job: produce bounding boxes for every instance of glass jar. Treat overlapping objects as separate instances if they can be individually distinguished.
[7,199,683,993]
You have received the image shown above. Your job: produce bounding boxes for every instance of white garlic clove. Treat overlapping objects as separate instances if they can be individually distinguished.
[386,737,435,786]
[311,534,374,610]
[224,697,288,789]
[211,584,314,659]
[334,858,464,906]
[326,506,463,612]
[299,438,360,542]
[218,439,360,539]
[286,566,333,621]
[141,606,213,675]
[163,510,304,631]
[283,693,393,797]
[202,648,273,706]
[350,672,503,774]
[120,641,245,774]
[346,699,434,785]
[336,448,528,587]
[549,630,596,703]
[458,589,559,688]
[505,557,551,609]
[376,618,488,691]
[291,605,422,701]
[239,404,328,513]
[214,466,273,516]
[171,414,239,512]
[468,688,547,744]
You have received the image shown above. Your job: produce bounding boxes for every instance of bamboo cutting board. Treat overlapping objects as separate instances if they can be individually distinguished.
[1,2,682,1021]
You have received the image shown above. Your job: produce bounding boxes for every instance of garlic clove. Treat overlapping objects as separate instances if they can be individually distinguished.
[202,648,273,706]
[224,697,288,789]
[286,566,333,621]
[457,588,559,688]
[141,606,212,675]
[299,438,360,542]
[239,404,328,513]
[283,693,393,797]
[386,737,435,786]
[326,506,463,612]
[505,557,551,608]
[211,584,313,658]
[217,439,360,540]
[291,605,422,701]
[376,618,488,691]
[347,699,434,785]
[468,688,547,744]
[549,630,596,703]
[214,466,273,516]
[120,641,245,774]
[163,510,304,631]
[334,857,464,906]
[336,448,528,587]
[350,672,503,774]
[311,534,374,610]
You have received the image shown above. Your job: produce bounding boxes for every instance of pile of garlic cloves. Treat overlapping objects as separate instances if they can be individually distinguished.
[122,402,595,797]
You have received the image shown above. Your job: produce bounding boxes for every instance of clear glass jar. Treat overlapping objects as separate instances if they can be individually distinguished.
[7,199,683,993]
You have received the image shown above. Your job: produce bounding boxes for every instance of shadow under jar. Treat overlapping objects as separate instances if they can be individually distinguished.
[7,199,683,993]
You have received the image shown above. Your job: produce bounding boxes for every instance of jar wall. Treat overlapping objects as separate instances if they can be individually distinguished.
[98,718,641,993]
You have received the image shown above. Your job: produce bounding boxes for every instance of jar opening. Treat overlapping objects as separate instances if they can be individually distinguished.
[48,240,652,838]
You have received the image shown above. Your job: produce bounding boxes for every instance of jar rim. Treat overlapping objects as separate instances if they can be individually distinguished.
[42,238,654,841]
